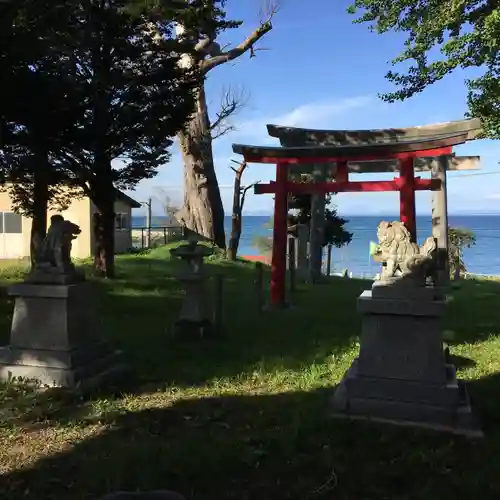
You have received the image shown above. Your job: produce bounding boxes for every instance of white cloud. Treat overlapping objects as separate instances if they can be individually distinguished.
[486,193,500,200]
[271,96,373,128]
[232,95,373,143]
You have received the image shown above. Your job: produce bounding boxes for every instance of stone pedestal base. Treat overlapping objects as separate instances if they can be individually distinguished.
[0,282,125,388]
[172,273,217,339]
[332,360,482,437]
[332,289,482,437]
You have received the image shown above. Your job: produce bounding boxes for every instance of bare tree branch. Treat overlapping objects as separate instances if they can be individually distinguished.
[201,1,280,73]
[152,186,182,222]
[240,182,258,214]
[210,86,249,140]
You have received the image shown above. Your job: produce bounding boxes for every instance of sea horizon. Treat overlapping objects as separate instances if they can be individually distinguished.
[132,213,500,277]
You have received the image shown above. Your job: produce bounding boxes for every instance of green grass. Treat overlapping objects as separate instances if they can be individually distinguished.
[1,246,500,499]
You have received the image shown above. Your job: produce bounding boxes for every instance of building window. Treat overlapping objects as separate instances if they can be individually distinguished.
[0,212,22,234]
[115,213,129,231]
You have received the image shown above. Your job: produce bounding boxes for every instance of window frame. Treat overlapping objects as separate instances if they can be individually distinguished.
[0,211,22,234]
[115,212,130,231]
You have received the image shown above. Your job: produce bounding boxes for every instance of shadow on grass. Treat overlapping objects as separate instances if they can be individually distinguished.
[89,255,370,390]
[3,373,500,500]
[0,251,369,429]
[1,253,500,435]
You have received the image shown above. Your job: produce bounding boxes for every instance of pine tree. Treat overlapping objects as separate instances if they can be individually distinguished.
[2,0,200,276]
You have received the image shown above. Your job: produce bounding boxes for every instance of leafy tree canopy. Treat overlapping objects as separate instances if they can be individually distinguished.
[448,226,476,276]
[1,0,206,275]
[288,168,352,248]
[348,0,500,137]
[0,0,84,216]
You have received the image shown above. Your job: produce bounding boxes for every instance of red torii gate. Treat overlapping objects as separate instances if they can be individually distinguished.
[232,132,469,308]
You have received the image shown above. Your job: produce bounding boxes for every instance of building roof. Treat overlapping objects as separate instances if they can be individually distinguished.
[115,190,141,208]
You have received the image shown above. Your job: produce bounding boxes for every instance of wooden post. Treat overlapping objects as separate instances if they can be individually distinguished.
[163,227,167,245]
[399,157,417,242]
[255,262,264,313]
[270,162,288,308]
[213,274,224,333]
[141,228,145,249]
[326,244,333,276]
[288,236,296,300]
[432,155,450,287]
[146,197,152,248]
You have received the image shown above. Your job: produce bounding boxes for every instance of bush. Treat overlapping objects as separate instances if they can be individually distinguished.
[448,227,476,279]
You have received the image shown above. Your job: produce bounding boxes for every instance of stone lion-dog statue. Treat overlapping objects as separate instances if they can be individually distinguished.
[372,220,438,284]
[35,214,82,275]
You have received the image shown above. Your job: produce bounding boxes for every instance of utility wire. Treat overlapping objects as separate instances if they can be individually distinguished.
[448,170,500,178]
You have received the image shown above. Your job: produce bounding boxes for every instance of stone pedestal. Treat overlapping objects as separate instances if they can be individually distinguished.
[0,281,125,388]
[332,284,482,437]
[172,273,213,338]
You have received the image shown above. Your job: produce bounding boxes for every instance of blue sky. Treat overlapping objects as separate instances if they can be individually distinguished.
[130,0,500,216]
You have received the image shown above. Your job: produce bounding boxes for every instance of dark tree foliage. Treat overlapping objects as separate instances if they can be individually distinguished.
[54,0,200,277]
[1,0,201,276]
[288,192,353,248]
[0,1,82,262]
[287,168,352,248]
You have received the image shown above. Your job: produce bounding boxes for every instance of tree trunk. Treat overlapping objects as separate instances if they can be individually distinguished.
[227,171,243,261]
[92,164,116,278]
[178,86,226,249]
[453,254,461,281]
[30,148,49,267]
[93,207,115,278]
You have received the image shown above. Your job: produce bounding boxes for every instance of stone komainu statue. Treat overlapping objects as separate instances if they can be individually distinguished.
[35,214,82,275]
[372,221,438,284]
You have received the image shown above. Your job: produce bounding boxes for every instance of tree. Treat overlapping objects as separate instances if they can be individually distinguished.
[288,192,352,249]
[348,0,499,137]
[0,0,82,263]
[45,0,199,277]
[175,1,279,249]
[287,167,352,248]
[227,159,257,260]
[252,216,273,257]
[448,226,476,280]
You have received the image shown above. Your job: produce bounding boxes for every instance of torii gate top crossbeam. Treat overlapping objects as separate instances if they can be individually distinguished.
[232,132,468,164]
[266,118,482,145]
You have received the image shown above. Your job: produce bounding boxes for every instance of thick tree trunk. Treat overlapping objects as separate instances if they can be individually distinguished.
[93,207,115,278]
[92,163,116,278]
[30,149,49,267]
[93,212,105,275]
[178,87,226,249]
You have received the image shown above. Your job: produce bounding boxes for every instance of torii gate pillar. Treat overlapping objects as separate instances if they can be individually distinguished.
[432,155,450,287]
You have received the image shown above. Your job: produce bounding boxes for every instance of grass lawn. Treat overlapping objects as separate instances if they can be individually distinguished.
[0,244,500,499]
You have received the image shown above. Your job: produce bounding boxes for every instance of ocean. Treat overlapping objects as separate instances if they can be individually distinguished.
[132,214,500,277]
